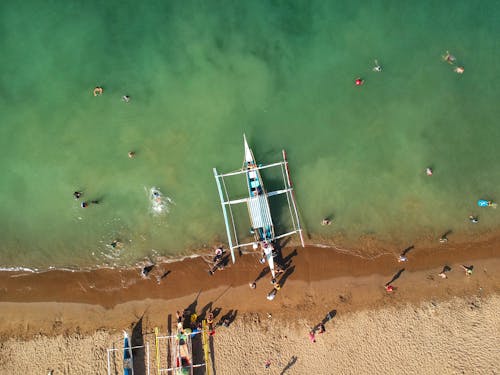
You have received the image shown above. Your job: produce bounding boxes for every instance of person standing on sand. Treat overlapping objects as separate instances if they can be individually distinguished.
[265,359,271,369]
[398,255,408,262]
[461,265,473,276]
[267,288,278,301]
[309,330,316,343]
[469,215,479,223]
[438,265,451,279]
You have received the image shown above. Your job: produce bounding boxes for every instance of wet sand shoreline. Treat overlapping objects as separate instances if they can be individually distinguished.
[0,231,499,336]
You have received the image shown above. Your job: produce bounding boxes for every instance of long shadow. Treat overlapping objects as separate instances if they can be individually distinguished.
[183,290,201,327]
[209,334,217,375]
[401,245,414,256]
[385,268,405,286]
[280,355,298,375]
[160,270,171,280]
[199,302,213,321]
[281,248,298,264]
[322,309,337,325]
[218,309,238,327]
[253,266,270,283]
[132,316,146,375]
[278,265,295,288]
[211,307,222,320]
[440,230,452,241]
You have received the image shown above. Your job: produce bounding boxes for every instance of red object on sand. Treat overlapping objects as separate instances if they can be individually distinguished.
[385,285,394,292]
[355,78,364,86]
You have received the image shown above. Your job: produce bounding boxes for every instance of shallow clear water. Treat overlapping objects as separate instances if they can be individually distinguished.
[1,0,500,268]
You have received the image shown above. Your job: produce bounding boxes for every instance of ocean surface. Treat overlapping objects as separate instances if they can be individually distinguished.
[1,0,500,269]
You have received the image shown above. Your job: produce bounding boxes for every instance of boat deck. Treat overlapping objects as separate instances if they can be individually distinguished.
[247,195,273,240]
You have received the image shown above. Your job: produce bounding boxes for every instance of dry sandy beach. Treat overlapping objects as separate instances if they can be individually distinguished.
[1,233,500,374]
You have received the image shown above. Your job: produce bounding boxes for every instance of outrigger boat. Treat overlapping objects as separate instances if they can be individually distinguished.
[213,135,305,277]
[123,331,134,375]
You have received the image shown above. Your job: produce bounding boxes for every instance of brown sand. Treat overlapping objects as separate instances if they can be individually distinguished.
[1,234,500,374]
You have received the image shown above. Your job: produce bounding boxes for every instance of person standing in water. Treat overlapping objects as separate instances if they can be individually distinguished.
[373,59,382,72]
[442,51,456,64]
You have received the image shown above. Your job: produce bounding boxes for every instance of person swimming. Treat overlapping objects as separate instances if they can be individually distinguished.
[73,191,82,199]
[442,51,456,64]
[128,151,136,158]
[93,86,104,96]
[355,77,364,86]
[425,167,433,176]
[122,95,131,103]
[373,59,382,72]
[454,66,465,74]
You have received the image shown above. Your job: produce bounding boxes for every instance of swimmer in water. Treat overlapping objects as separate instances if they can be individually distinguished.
[355,77,364,86]
[128,151,136,158]
[442,51,456,64]
[122,95,131,103]
[426,167,433,176]
[454,66,464,74]
[81,201,88,208]
[373,59,382,72]
[73,191,82,199]
[93,86,104,96]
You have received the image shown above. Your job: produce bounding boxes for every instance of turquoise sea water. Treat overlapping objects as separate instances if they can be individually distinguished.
[1,1,500,269]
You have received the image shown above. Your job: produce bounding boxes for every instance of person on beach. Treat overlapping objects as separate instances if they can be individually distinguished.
[110,239,122,249]
[322,218,332,225]
[309,330,316,343]
[438,265,451,279]
[141,264,154,278]
[213,247,224,262]
[317,323,326,334]
[208,249,225,275]
[176,310,184,329]
[373,59,382,72]
[442,51,456,64]
[454,66,465,74]
[265,359,271,369]
[73,191,82,199]
[267,288,278,301]
[439,234,448,243]
[249,282,256,289]
[425,167,433,176]
[385,284,394,292]
[272,278,281,290]
[93,86,103,96]
[355,77,364,86]
[461,265,473,276]
[275,263,285,276]
[469,215,479,224]
[398,255,408,262]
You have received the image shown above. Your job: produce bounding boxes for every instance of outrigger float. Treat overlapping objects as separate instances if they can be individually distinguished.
[213,135,305,277]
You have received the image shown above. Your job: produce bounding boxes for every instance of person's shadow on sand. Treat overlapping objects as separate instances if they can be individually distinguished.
[278,265,295,288]
[385,268,405,286]
[280,355,298,375]
[218,309,238,327]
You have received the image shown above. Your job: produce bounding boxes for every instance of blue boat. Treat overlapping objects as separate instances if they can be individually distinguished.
[213,135,305,275]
